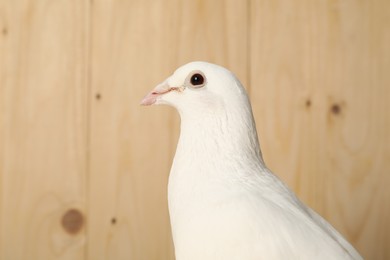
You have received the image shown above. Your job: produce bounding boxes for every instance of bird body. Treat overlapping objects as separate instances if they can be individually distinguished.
[141,62,363,260]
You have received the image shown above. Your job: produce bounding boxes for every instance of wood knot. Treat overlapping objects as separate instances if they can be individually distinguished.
[305,99,311,108]
[111,218,117,225]
[95,93,102,100]
[2,27,7,36]
[61,209,84,235]
[331,103,341,115]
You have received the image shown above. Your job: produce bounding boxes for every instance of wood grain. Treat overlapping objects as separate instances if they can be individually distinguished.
[0,0,389,259]
[87,0,248,259]
[0,0,89,259]
[250,1,390,259]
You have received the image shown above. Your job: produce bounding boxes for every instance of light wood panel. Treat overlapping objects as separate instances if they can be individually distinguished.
[0,0,389,259]
[0,0,89,259]
[250,1,390,259]
[87,1,248,259]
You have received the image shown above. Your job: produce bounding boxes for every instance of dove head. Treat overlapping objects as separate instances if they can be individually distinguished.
[141,61,251,119]
[142,61,263,174]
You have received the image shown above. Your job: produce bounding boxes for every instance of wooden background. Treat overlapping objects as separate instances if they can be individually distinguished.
[0,0,389,259]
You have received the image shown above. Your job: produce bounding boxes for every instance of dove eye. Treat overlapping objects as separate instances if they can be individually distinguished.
[191,74,204,85]
[187,71,206,88]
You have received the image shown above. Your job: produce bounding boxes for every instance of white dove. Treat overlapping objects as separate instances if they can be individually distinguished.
[141,61,363,260]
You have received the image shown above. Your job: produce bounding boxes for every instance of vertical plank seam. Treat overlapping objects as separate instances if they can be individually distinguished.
[84,0,93,259]
[246,0,252,96]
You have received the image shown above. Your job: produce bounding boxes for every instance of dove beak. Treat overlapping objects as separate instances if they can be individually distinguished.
[141,81,183,106]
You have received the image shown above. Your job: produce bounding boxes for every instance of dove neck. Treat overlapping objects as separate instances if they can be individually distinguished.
[176,106,264,166]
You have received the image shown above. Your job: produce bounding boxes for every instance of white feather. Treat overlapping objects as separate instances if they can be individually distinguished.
[145,61,363,260]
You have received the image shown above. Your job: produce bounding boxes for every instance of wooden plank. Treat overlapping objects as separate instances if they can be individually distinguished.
[0,1,89,259]
[88,0,248,259]
[250,0,390,259]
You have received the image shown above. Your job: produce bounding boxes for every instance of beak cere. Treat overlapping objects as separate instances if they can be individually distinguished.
[141,83,184,106]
